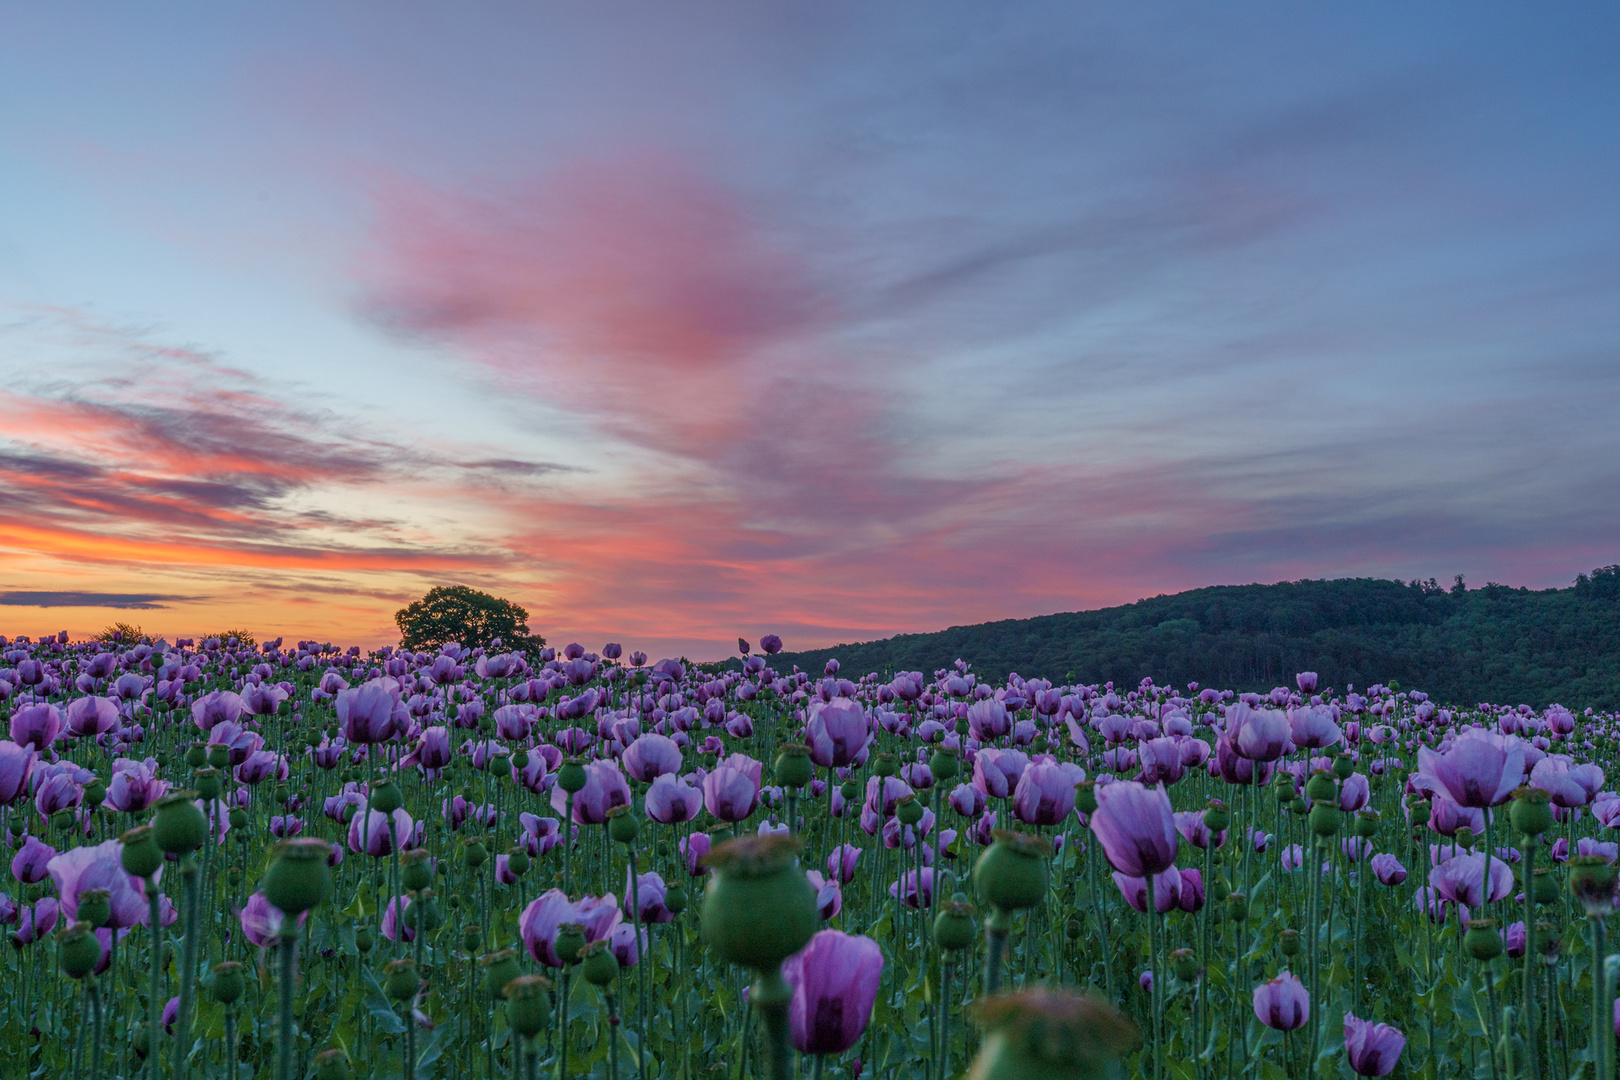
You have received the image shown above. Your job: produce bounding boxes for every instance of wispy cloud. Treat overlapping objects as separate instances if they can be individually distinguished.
[0,591,203,610]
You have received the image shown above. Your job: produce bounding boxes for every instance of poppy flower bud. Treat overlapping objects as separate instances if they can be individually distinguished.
[554,923,587,966]
[558,759,588,795]
[967,988,1138,1080]
[581,940,618,986]
[355,927,376,953]
[209,961,246,1005]
[897,795,925,827]
[1509,787,1553,837]
[229,807,248,830]
[699,835,818,971]
[185,745,207,769]
[665,883,689,915]
[840,780,859,801]
[314,1049,350,1080]
[1170,948,1199,982]
[1407,799,1431,827]
[933,896,975,952]
[504,974,554,1037]
[1075,781,1098,816]
[1463,919,1503,961]
[480,949,521,999]
[1309,803,1342,837]
[1331,754,1354,780]
[1568,855,1618,916]
[1202,799,1230,831]
[58,921,101,978]
[84,778,107,809]
[873,753,898,778]
[507,848,531,877]
[74,887,112,930]
[1280,929,1302,957]
[774,745,812,789]
[383,957,418,1001]
[401,850,433,892]
[368,781,404,815]
[973,831,1052,914]
[1304,772,1337,803]
[463,839,488,869]
[207,745,230,770]
[1353,810,1379,839]
[194,768,222,802]
[929,747,960,782]
[608,806,640,845]
[150,791,208,854]
[264,837,335,915]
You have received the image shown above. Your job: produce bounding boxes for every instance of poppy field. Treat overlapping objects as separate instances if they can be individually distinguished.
[1,630,1616,1079]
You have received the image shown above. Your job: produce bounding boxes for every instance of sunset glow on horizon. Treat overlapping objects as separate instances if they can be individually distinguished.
[2,4,1617,658]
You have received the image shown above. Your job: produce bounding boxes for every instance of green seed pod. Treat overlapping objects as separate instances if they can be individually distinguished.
[1331,754,1354,781]
[1273,774,1296,803]
[839,779,859,802]
[554,923,587,966]
[1304,772,1337,803]
[1308,803,1342,837]
[581,940,618,986]
[1568,855,1617,916]
[462,839,488,869]
[84,778,107,809]
[263,837,335,916]
[664,882,689,915]
[1225,891,1248,923]
[382,957,418,1002]
[1510,787,1553,837]
[557,759,588,795]
[53,809,77,832]
[933,896,975,952]
[1203,798,1231,831]
[511,748,529,770]
[966,988,1138,1080]
[463,925,484,953]
[1279,929,1302,957]
[368,780,404,815]
[929,746,960,782]
[954,717,970,737]
[57,920,102,979]
[313,1048,351,1080]
[355,927,376,954]
[608,805,640,845]
[1290,799,1308,817]
[206,744,231,770]
[185,745,208,769]
[507,848,531,877]
[1075,781,1097,817]
[1353,810,1379,839]
[1209,877,1230,905]
[1169,948,1199,982]
[504,974,554,1037]
[897,794,925,827]
[228,807,248,830]
[873,752,898,778]
[974,831,1052,913]
[405,890,444,934]
[193,768,222,802]
[209,961,247,1005]
[774,745,812,789]
[1532,868,1559,906]
[150,791,208,854]
[75,887,112,930]
[699,835,818,970]
[1064,917,1081,942]
[1463,919,1503,961]
[400,849,434,892]
[480,949,522,999]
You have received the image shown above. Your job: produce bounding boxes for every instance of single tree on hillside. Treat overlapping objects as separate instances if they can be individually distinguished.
[395,586,545,656]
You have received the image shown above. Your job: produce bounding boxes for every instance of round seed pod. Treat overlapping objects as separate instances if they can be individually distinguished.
[929,747,960,782]
[209,961,247,1005]
[75,887,112,930]
[581,941,618,986]
[480,949,522,1000]
[229,807,249,830]
[57,921,102,979]
[1464,919,1504,961]
[966,988,1138,1080]
[1203,799,1231,831]
[382,957,418,1002]
[774,745,812,790]
[557,759,588,795]
[873,753,898,778]
[1169,948,1199,982]
[263,838,335,916]
[193,768,222,802]
[608,806,640,845]
[400,849,433,892]
[206,745,231,770]
[664,883,689,915]
[1304,772,1337,804]
[554,924,587,966]
[368,781,404,815]
[506,849,530,877]
[699,835,818,971]
[504,975,554,1037]
[150,792,208,854]
[1308,803,1342,837]
[897,795,925,827]
[1331,754,1354,781]
[1510,787,1553,838]
[314,1049,351,1080]
[933,896,976,952]
[973,831,1052,913]
[185,745,208,769]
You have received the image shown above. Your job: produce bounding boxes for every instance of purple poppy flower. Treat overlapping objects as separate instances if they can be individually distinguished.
[1370,853,1407,886]
[827,844,861,884]
[347,808,418,857]
[105,758,168,813]
[336,683,399,744]
[519,889,621,967]
[783,930,883,1055]
[805,871,842,919]
[1288,704,1340,750]
[805,699,872,768]
[623,869,672,924]
[14,896,59,943]
[1417,729,1526,809]
[1254,972,1310,1030]
[623,734,683,782]
[1011,761,1084,826]
[702,757,761,823]
[610,923,648,966]
[551,759,632,824]
[1089,780,1179,877]
[65,696,119,738]
[12,835,57,885]
[1344,1012,1405,1076]
[9,704,63,751]
[190,691,246,731]
[46,838,154,927]
[238,891,305,946]
[0,741,36,805]
[1225,703,1292,762]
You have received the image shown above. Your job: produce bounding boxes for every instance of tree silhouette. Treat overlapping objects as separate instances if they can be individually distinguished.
[394,586,545,655]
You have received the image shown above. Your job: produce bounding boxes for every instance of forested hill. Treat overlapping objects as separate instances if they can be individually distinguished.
[765,569,1620,709]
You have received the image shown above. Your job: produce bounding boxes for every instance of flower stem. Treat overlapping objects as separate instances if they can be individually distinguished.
[277,929,298,1080]
[172,854,201,1080]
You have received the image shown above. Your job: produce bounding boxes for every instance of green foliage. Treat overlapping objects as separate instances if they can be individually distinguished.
[772,568,1620,708]
[394,585,545,656]
[201,628,258,649]
[94,621,147,644]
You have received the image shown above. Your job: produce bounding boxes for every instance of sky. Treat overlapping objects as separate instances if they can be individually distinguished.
[1,3,1617,659]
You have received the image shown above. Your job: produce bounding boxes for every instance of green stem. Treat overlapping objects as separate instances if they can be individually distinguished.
[170,855,201,1080]
[751,966,793,1080]
[277,930,297,1080]
[147,880,163,1080]
[1524,834,1539,1080]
